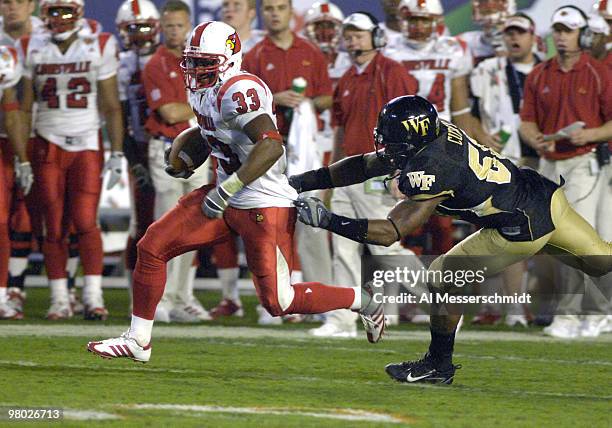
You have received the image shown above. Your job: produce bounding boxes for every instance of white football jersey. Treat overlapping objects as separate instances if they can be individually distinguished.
[458,30,496,65]
[189,72,297,209]
[118,50,153,143]
[0,16,44,139]
[19,31,119,151]
[386,36,472,121]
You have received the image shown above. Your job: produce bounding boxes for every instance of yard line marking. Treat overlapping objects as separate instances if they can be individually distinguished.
[62,410,120,420]
[121,403,409,424]
[1,324,610,343]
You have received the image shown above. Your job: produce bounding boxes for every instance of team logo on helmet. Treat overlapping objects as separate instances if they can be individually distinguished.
[226,33,241,55]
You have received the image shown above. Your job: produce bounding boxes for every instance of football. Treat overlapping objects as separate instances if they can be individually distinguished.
[176,133,212,172]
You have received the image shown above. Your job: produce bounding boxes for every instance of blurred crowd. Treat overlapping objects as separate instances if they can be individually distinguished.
[0,0,610,340]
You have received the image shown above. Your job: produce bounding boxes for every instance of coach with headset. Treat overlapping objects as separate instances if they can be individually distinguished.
[311,12,419,338]
[519,5,612,339]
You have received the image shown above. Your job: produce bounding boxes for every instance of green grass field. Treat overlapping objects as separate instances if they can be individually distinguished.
[0,288,610,427]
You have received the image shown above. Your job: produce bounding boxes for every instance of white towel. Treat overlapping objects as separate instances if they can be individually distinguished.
[286,99,322,176]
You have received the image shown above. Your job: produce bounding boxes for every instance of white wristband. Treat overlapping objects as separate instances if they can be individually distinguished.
[221,173,245,196]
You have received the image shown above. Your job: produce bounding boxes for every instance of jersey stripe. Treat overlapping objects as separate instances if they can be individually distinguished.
[216,74,268,112]
[190,22,212,47]
[99,33,112,54]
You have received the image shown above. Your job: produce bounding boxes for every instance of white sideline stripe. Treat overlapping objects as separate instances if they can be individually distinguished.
[0,360,196,374]
[1,324,611,343]
[122,403,407,424]
[62,410,120,420]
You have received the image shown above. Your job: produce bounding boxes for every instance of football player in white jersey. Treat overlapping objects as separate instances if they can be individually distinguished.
[390,0,473,131]
[116,0,160,313]
[19,0,124,321]
[87,22,386,363]
[459,0,516,65]
[0,45,31,319]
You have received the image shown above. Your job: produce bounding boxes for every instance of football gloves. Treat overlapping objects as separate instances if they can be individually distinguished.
[103,151,124,190]
[15,160,33,195]
[164,146,194,179]
[293,197,331,229]
[202,173,244,218]
[130,163,153,190]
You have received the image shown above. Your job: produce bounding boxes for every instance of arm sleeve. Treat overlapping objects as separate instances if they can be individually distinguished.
[143,59,184,112]
[519,71,537,122]
[398,156,458,201]
[310,50,333,97]
[97,33,119,81]
[219,78,271,131]
[599,66,612,122]
[451,39,473,78]
[385,62,419,100]
[331,82,344,127]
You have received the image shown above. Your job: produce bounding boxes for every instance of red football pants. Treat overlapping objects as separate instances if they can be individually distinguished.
[0,147,9,287]
[132,185,355,319]
[31,137,103,279]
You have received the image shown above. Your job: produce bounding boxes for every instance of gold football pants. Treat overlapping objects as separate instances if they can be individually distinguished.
[429,189,612,290]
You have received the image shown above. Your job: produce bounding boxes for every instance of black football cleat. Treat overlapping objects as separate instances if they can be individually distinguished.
[385,353,460,385]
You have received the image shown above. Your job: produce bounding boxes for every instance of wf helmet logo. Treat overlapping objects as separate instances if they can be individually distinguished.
[406,171,436,191]
[226,33,241,54]
[402,116,431,136]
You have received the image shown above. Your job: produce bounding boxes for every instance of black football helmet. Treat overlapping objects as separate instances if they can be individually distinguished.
[374,95,441,169]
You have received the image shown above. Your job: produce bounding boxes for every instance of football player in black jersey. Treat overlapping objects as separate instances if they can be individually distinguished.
[289,95,612,385]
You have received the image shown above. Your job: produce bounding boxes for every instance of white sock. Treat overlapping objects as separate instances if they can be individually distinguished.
[50,278,69,303]
[83,275,102,304]
[0,287,6,300]
[67,256,79,278]
[290,270,303,285]
[9,258,28,276]
[130,314,154,346]
[350,286,361,310]
[219,267,240,302]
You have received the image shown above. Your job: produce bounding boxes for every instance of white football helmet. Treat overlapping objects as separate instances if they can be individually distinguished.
[594,0,612,19]
[0,46,21,90]
[304,1,345,53]
[472,0,516,26]
[398,0,444,46]
[40,0,85,41]
[116,0,160,54]
[182,21,243,91]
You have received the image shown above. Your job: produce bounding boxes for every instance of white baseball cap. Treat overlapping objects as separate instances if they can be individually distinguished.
[551,6,588,30]
[503,15,534,32]
[342,13,377,31]
[588,13,610,35]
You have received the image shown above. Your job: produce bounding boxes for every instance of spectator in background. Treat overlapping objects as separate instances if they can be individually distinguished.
[469,13,540,328]
[221,0,264,53]
[143,0,211,323]
[116,0,160,313]
[0,0,42,319]
[242,0,333,324]
[519,5,612,338]
[379,0,403,50]
[587,12,610,64]
[19,0,124,321]
[312,12,419,337]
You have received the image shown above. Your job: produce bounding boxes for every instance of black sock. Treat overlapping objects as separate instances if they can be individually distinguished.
[428,328,456,369]
[8,273,26,290]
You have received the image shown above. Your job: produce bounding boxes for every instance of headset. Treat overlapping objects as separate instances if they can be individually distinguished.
[553,5,593,49]
[355,11,387,50]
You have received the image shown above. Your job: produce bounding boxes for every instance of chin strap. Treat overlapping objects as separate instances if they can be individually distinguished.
[52,26,81,41]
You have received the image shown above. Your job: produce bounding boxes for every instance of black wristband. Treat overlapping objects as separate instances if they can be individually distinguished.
[327,214,369,244]
[293,167,333,192]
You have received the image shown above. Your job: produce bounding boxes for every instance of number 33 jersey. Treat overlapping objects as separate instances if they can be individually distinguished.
[398,121,561,242]
[189,72,297,209]
[17,31,119,151]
